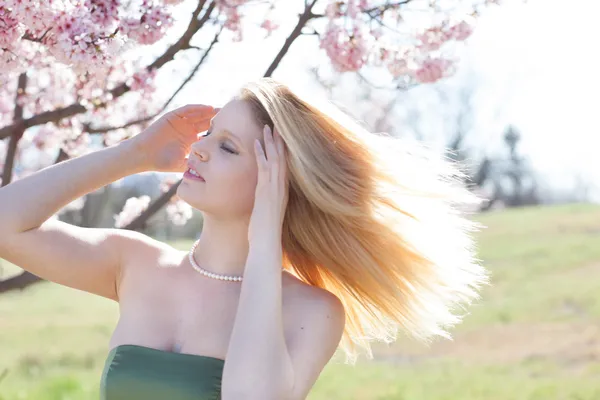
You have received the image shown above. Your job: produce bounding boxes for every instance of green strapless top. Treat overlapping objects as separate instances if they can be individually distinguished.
[100,344,225,400]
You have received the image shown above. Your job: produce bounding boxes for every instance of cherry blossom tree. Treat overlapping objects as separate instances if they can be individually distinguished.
[0,0,507,292]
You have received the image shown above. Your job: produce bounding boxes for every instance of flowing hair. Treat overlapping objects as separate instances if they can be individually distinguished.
[238,78,489,365]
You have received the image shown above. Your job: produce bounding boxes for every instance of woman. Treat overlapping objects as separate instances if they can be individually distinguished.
[0,78,488,399]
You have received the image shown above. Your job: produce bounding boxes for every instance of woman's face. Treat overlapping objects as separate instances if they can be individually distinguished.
[177,98,265,217]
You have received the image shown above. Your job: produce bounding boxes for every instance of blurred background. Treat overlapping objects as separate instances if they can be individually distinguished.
[1,0,599,398]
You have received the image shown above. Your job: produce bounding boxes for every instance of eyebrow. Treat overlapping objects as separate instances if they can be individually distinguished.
[210,120,244,148]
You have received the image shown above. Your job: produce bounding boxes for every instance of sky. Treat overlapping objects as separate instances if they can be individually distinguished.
[153,0,600,202]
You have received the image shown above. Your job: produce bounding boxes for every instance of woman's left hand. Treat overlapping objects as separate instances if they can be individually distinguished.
[248,124,289,246]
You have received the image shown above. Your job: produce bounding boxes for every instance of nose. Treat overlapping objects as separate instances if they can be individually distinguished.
[190,141,209,162]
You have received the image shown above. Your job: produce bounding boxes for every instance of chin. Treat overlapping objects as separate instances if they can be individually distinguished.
[175,185,201,209]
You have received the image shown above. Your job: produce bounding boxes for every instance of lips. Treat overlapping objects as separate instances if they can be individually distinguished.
[185,164,205,181]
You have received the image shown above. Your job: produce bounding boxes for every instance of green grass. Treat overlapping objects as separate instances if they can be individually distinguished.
[1,202,600,399]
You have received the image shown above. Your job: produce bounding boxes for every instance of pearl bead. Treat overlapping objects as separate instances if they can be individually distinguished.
[188,239,243,282]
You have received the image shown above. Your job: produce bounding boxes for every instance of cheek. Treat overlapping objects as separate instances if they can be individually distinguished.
[225,163,259,204]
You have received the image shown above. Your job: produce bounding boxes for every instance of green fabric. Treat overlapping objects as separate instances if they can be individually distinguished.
[100,344,224,400]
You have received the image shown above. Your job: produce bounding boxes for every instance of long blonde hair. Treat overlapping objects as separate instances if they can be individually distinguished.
[238,78,488,365]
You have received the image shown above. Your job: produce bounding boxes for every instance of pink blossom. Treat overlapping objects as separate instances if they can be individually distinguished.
[160,175,180,193]
[325,1,344,18]
[320,23,370,72]
[0,0,497,230]
[0,7,25,48]
[260,19,279,36]
[104,128,131,146]
[387,56,413,79]
[358,0,371,10]
[166,199,193,226]
[217,0,248,40]
[85,0,120,28]
[0,93,13,114]
[120,3,173,45]
[347,0,359,18]
[3,0,54,39]
[412,57,455,84]
[446,20,474,41]
[417,25,451,52]
[0,47,24,74]
[114,195,151,228]
[62,132,92,157]
[222,6,242,35]
[33,123,63,151]
[127,68,158,93]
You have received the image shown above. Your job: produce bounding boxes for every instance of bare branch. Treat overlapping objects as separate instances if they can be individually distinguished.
[86,116,155,135]
[159,24,224,113]
[21,28,52,43]
[127,0,322,235]
[122,177,182,231]
[264,0,319,77]
[364,0,413,16]
[310,0,414,20]
[1,73,27,187]
[86,24,224,135]
[0,0,217,141]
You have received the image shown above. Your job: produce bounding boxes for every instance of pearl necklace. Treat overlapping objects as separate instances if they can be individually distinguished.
[188,239,243,282]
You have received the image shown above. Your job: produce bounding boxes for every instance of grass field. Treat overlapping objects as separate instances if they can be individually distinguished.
[1,203,600,399]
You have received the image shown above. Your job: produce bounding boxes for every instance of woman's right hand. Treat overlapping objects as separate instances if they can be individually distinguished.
[127,104,219,173]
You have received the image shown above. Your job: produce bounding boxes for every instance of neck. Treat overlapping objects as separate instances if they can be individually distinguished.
[189,213,251,279]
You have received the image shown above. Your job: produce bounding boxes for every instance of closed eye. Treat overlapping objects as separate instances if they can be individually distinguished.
[222,146,237,154]
[204,130,238,155]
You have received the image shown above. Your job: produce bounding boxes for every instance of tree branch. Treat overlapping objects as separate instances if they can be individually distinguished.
[122,177,182,231]
[106,0,217,101]
[126,0,322,239]
[310,0,414,21]
[263,0,319,77]
[0,0,217,141]
[1,73,27,187]
[86,24,224,135]
[364,0,413,16]
[0,0,319,294]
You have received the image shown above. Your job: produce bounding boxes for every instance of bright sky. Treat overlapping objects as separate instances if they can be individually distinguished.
[156,0,600,202]
[462,0,600,201]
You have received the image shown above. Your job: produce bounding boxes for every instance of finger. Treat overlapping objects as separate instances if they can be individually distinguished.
[185,111,217,123]
[264,125,279,184]
[183,111,214,134]
[274,127,285,162]
[274,128,288,187]
[254,138,268,175]
[264,125,278,163]
[172,105,206,117]
[181,104,215,115]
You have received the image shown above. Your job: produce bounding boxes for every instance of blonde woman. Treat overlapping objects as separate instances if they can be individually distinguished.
[0,78,488,399]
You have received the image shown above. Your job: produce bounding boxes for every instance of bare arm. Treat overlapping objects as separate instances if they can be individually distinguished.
[0,104,215,301]
[0,140,144,234]
[0,140,150,301]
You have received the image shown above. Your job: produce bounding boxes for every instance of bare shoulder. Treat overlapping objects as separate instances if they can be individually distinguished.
[113,231,180,295]
[284,273,345,324]
[115,230,177,265]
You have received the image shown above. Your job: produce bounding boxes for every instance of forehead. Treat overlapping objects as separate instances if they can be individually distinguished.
[212,98,263,143]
